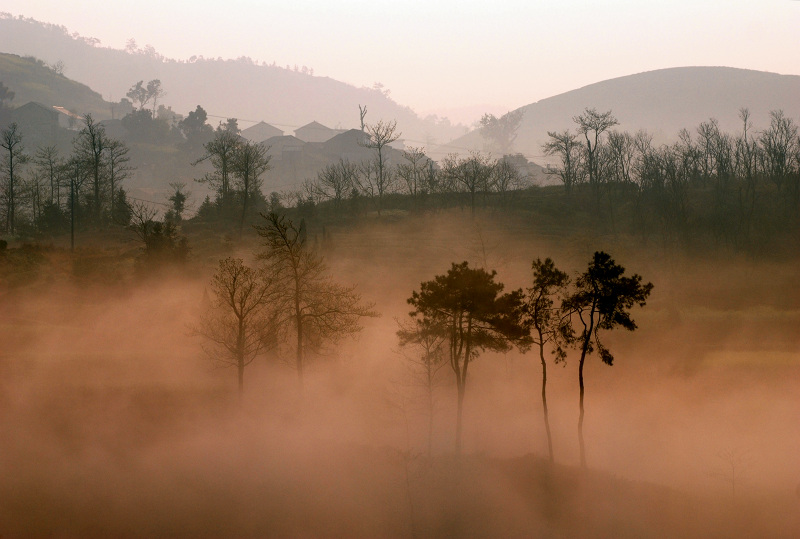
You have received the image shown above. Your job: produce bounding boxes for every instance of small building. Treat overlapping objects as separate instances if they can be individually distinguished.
[10,101,81,132]
[294,121,337,143]
[263,135,306,156]
[321,129,373,162]
[241,121,283,142]
[8,102,81,146]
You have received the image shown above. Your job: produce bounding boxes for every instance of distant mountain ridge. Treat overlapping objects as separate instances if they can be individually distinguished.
[0,14,466,145]
[441,66,800,161]
[3,15,799,168]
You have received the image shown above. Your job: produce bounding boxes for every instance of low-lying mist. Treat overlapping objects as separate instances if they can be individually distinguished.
[1,211,798,537]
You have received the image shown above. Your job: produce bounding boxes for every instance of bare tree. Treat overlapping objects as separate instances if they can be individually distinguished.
[73,114,107,221]
[362,119,400,215]
[492,156,525,206]
[255,212,377,388]
[708,448,751,498]
[33,145,65,207]
[441,152,495,215]
[574,108,618,192]
[312,158,358,211]
[759,110,799,215]
[1,123,28,234]
[195,257,276,394]
[733,109,760,244]
[358,104,368,131]
[396,147,432,208]
[230,140,271,234]
[543,130,583,194]
[106,138,133,222]
[66,155,89,250]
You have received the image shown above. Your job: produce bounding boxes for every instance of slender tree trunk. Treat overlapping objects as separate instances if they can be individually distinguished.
[237,319,245,396]
[295,310,304,390]
[240,189,248,236]
[577,310,595,469]
[455,335,471,456]
[70,174,75,251]
[455,379,465,456]
[427,376,434,459]
[578,352,586,468]
[239,172,250,236]
[539,338,554,463]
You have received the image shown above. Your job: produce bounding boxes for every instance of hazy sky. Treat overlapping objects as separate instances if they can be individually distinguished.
[5,1,799,122]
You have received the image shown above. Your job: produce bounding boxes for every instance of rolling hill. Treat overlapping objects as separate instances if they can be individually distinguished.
[442,67,800,162]
[0,52,112,118]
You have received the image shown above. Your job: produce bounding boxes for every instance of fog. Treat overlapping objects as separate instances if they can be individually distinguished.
[1,212,798,537]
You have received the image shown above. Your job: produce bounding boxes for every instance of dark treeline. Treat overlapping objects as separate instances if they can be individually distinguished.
[1,114,133,240]
[260,107,799,257]
[2,94,799,261]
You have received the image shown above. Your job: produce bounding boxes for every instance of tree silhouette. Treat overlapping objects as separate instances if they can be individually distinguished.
[362,119,400,215]
[255,212,376,388]
[397,317,447,458]
[574,108,618,193]
[441,152,495,215]
[194,129,241,217]
[479,110,523,155]
[563,251,653,468]
[542,130,583,194]
[179,105,214,148]
[1,123,28,235]
[195,257,276,394]
[407,261,528,455]
[73,114,107,222]
[230,139,271,235]
[525,258,571,463]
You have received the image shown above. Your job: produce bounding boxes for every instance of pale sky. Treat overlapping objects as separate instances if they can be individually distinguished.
[4,0,799,122]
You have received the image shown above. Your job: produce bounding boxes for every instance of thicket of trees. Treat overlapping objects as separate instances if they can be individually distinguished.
[542,107,800,251]
[1,114,134,242]
[193,125,273,231]
[289,107,800,255]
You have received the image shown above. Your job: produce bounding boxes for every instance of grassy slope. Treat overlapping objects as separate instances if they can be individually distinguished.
[0,52,112,118]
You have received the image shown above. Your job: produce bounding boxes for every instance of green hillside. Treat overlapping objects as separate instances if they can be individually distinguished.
[0,52,112,118]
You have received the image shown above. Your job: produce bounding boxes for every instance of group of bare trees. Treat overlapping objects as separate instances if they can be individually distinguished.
[195,211,376,393]
[306,151,527,218]
[400,252,652,466]
[1,115,133,241]
[544,108,800,248]
[300,118,529,217]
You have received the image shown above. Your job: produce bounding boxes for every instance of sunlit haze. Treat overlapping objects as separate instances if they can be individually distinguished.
[7,0,800,123]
